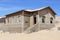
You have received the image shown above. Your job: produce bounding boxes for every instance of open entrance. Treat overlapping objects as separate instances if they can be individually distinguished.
[34,16,36,24]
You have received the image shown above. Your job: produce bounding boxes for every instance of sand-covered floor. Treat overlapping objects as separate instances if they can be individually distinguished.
[0,30,60,40]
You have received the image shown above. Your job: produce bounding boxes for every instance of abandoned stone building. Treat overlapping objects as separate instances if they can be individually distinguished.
[0,6,57,33]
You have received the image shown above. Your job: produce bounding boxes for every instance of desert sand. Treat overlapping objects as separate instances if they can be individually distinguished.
[0,30,60,40]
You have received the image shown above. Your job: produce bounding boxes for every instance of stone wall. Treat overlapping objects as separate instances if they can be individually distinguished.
[0,24,22,33]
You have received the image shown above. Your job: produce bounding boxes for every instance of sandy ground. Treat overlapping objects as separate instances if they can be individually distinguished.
[0,30,60,40]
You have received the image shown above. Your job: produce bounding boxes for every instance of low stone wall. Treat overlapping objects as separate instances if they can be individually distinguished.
[25,23,56,33]
[0,24,22,33]
[40,24,55,30]
[0,23,57,33]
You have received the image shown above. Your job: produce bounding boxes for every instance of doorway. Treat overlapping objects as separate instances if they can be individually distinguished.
[34,16,36,24]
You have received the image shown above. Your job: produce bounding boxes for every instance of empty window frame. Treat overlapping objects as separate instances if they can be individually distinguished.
[50,17,53,24]
[42,16,45,23]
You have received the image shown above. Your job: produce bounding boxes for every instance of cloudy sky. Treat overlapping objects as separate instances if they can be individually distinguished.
[0,0,60,16]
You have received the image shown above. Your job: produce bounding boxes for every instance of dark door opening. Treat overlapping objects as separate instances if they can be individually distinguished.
[34,16,36,24]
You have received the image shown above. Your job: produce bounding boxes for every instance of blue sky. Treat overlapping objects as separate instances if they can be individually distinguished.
[0,0,60,16]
